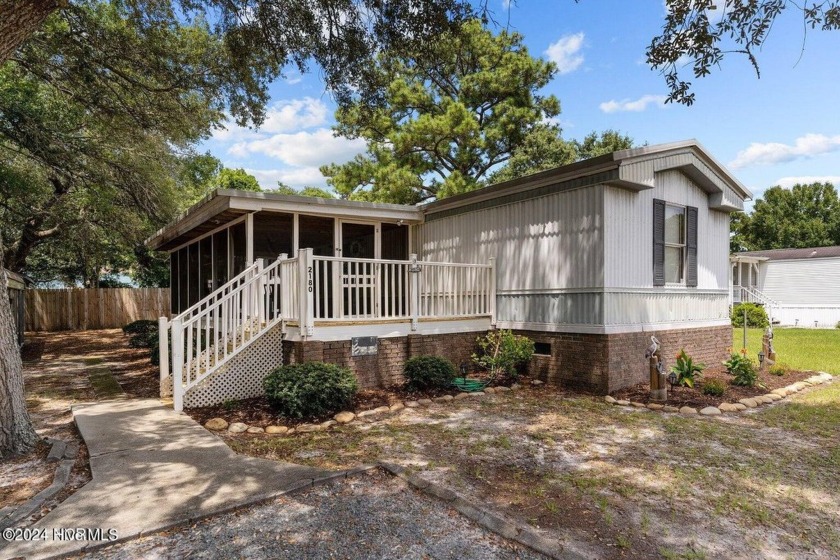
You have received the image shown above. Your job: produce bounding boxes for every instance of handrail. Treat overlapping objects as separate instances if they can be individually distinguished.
[172,261,260,323]
[313,255,492,268]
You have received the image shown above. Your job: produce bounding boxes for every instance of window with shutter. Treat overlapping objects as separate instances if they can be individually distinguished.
[654,200,696,286]
[686,206,698,287]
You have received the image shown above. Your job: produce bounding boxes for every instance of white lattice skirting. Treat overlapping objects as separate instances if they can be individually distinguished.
[183,324,284,408]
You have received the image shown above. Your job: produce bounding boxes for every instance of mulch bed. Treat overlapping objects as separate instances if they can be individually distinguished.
[611,365,816,409]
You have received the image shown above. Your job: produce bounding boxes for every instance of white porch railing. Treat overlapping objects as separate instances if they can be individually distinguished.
[161,249,496,411]
[732,285,778,324]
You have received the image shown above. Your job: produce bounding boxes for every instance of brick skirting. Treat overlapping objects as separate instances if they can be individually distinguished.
[524,325,731,393]
[282,324,730,394]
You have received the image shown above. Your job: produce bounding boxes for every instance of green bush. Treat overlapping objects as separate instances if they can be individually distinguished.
[472,330,535,381]
[670,349,705,388]
[768,363,786,376]
[702,378,726,397]
[731,303,769,328]
[128,330,158,349]
[403,356,457,391]
[122,319,158,336]
[723,352,758,387]
[263,362,358,419]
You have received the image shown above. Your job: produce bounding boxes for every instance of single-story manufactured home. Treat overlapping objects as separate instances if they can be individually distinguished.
[731,245,840,328]
[147,140,751,410]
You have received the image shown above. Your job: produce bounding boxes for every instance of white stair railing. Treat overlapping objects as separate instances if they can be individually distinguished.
[166,254,299,411]
[737,285,779,324]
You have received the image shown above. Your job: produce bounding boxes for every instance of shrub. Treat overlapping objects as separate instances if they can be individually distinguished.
[723,352,758,387]
[702,378,726,397]
[403,356,457,391]
[836,320,840,329]
[122,319,158,336]
[768,363,786,376]
[472,330,535,381]
[263,362,358,419]
[128,330,158,349]
[731,303,769,328]
[670,349,705,388]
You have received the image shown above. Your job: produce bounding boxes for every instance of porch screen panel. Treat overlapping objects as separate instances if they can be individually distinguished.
[188,242,199,307]
[381,223,409,317]
[230,221,247,275]
[199,236,212,299]
[177,248,188,314]
[169,252,179,314]
[253,211,293,263]
[212,230,228,289]
[299,215,335,318]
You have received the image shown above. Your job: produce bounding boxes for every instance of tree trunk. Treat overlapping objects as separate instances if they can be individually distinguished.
[0,0,64,64]
[0,234,39,458]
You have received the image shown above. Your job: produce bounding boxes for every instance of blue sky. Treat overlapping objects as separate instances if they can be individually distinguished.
[201,1,840,209]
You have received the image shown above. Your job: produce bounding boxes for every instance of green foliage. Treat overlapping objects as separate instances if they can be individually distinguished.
[472,330,535,381]
[768,364,786,377]
[263,362,358,419]
[211,168,263,193]
[732,183,840,251]
[322,20,560,203]
[403,356,457,391]
[723,353,758,387]
[836,321,840,329]
[670,349,705,388]
[731,303,770,328]
[123,320,158,336]
[702,378,726,397]
[272,183,336,199]
[648,2,840,105]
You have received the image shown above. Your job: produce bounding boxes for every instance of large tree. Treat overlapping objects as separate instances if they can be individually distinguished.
[322,20,560,203]
[649,1,840,105]
[735,182,840,251]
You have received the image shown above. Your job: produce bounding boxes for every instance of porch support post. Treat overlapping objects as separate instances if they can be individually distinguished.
[255,258,264,327]
[245,212,254,265]
[299,248,315,338]
[158,316,171,398]
[171,317,184,412]
[410,253,419,331]
[488,257,497,327]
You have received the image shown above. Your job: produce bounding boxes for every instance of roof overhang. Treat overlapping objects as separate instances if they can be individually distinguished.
[424,139,752,217]
[147,189,423,252]
[730,255,769,264]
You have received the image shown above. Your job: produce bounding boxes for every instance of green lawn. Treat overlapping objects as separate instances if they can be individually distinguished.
[735,327,840,375]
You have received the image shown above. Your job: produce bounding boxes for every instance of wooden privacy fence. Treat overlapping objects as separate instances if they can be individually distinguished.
[25,288,170,331]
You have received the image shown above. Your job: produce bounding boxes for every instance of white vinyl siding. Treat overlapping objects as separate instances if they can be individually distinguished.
[759,258,840,305]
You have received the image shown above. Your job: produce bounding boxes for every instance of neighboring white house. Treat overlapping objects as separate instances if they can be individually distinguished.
[731,245,840,328]
[147,140,751,409]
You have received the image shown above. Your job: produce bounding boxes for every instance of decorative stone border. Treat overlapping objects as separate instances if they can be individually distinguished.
[203,383,524,435]
[378,461,586,560]
[0,438,79,530]
[603,372,834,416]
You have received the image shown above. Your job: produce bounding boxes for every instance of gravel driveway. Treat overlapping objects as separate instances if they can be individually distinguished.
[77,470,546,560]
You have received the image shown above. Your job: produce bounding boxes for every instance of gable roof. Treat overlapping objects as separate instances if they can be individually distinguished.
[736,245,840,261]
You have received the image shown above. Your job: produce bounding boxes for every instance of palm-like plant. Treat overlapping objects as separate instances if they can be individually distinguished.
[670,349,705,388]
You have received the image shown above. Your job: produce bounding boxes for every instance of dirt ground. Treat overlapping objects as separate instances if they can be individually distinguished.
[1,329,158,522]
[227,381,840,559]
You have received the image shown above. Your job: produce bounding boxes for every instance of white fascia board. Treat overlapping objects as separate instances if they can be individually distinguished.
[228,195,423,223]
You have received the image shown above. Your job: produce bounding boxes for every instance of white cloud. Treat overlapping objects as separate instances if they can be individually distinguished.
[544,32,585,75]
[230,128,366,168]
[599,94,668,113]
[774,175,840,189]
[245,167,329,189]
[730,134,840,169]
[211,97,329,142]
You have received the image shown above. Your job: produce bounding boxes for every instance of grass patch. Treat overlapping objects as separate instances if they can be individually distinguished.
[757,382,840,438]
[734,327,840,374]
[88,369,123,397]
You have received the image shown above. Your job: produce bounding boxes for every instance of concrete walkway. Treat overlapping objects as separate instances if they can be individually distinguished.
[2,399,333,560]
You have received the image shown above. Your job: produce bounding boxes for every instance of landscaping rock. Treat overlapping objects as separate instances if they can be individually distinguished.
[204,418,228,431]
[483,387,496,394]
[792,382,809,391]
[334,411,356,423]
[631,402,646,408]
[296,424,322,433]
[771,388,789,397]
[615,399,631,406]
[700,406,721,416]
[417,399,433,406]
[733,403,747,411]
[357,409,380,418]
[818,372,833,381]
[468,391,485,397]
[433,395,454,403]
[765,393,782,401]
[510,383,521,390]
[405,401,420,408]
[784,385,800,394]
[320,420,337,429]
[389,402,405,412]
[453,392,470,400]
[662,406,680,413]
[604,395,617,404]
[374,405,391,414]
[265,425,288,435]
[756,395,774,404]
[680,406,698,415]
[647,403,664,410]
[530,380,544,386]
[227,422,248,434]
[718,403,739,412]
[495,386,511,392]
[246,426,264,434]
[738,398,758,408]
[806,376,823,385]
